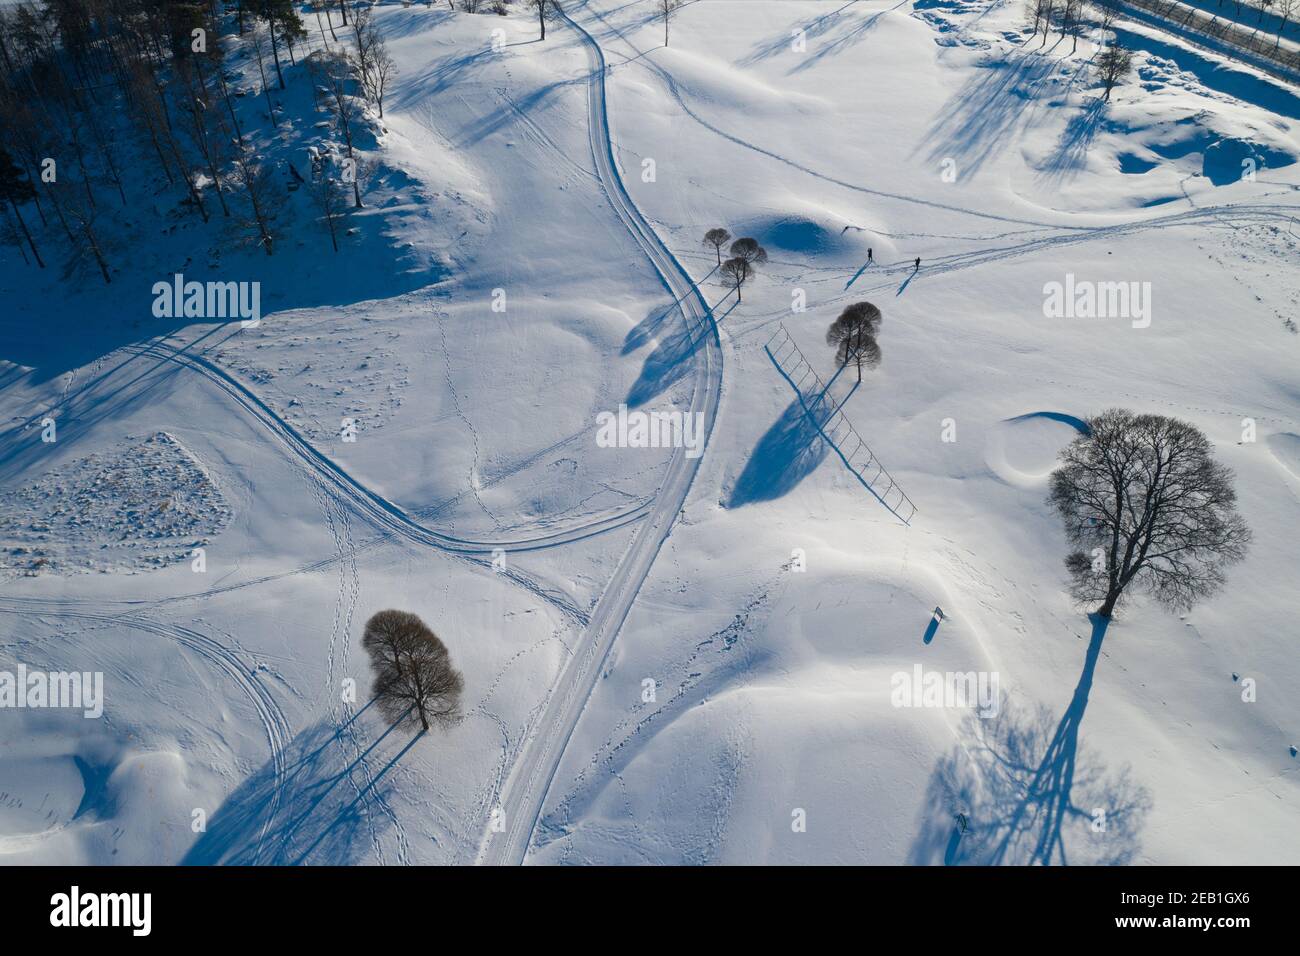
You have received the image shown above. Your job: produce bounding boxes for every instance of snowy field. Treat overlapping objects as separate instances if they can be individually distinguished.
[0,0,1297,866]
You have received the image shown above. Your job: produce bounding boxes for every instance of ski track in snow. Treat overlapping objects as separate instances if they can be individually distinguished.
[0,600,292,863]
[100,339,610,624]
[4,0,1293,867]
[475,1,725,867]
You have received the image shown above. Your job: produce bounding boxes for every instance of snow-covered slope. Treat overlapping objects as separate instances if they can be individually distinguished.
[1,0,1297,866]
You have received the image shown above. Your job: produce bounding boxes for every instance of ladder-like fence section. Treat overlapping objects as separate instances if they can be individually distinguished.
[765,324,918,524]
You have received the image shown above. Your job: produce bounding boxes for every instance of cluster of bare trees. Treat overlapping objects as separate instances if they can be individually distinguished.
[0,0,300,277]
[702,227,768,302]
[451,0,552,40]
[1024,0,1135,100]
[0,0,401,279]
[347,6,395,118]
[1028,0,1091,51]
[363,609,465,733]
[825,301,883,382]
[1029,0,1299,95]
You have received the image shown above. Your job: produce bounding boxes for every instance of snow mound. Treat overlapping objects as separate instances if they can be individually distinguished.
[0,432,231,576]
[983,413,1086,488]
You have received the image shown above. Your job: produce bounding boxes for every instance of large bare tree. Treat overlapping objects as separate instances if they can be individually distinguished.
[363,610,465,732]
[1096,42,1133,102]
[1049,410,1251,618]
[528,0,551,41]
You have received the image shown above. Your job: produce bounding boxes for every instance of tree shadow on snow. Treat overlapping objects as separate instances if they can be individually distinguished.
[787,0,908,74]
[0,325,235,485]
[1039,99,1107,185]
[908,616,1152,865]
[183,704,421,866]
[917,50,1065,178]
[735,0,864,67]
[623,295,729,408]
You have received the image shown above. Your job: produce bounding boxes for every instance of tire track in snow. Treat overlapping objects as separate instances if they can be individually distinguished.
[0,601,291,862]
[475,2,724,866]
[109,341,619,626]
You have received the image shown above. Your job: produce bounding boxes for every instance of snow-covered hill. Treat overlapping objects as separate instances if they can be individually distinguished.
[1,0,1297,865]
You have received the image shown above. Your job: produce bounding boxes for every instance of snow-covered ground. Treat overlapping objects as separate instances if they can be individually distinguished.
[1,0,1297,865]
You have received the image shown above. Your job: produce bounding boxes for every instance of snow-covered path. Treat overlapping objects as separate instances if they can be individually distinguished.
[476,2,724,866]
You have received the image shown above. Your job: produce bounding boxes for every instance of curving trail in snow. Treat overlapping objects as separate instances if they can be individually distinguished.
[0,600,292,862]
[475,3,725,866]
[94,340,640,626]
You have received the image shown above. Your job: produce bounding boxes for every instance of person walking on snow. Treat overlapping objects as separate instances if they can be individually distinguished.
[914,256,921,271]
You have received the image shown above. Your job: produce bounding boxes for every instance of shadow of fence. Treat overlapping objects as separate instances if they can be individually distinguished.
[764,324,918,524]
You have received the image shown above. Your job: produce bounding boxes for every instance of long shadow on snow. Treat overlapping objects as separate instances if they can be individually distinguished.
[917,50,1065,177]
[735,0,864,67]
[183,705,418,866]
[727,371,857,508]
[623,295,733,408]
[1039,98,1107,185]
[0,327,238,485]
[908,616,1152,865]
[788,0,908,74]
[454,74,590,148]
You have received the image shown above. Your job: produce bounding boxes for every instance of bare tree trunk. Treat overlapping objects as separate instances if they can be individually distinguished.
[6,196,43,268]
[1098,591,1119,618]
[269,21,287,89]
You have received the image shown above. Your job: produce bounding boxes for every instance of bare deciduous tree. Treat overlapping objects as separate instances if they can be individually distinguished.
[528,0,551,40]
[702,226,730,266]
[351,8,396,117]
[363,610,465,732]
[1275,0,1296,45]
[825,301,883,382]
[310,147,348,251]
[316,50,366,207]
[1096,42,1133,101]
[659,0,681,46]
[728,236,768,266]
[1061,0,1085,52]
[230,145,280,254]
[1091,0,1119,45]
[720,255,752,301]
[1048,409,1251,619]
[0,145,42,267]
[1027,0,1057,45]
